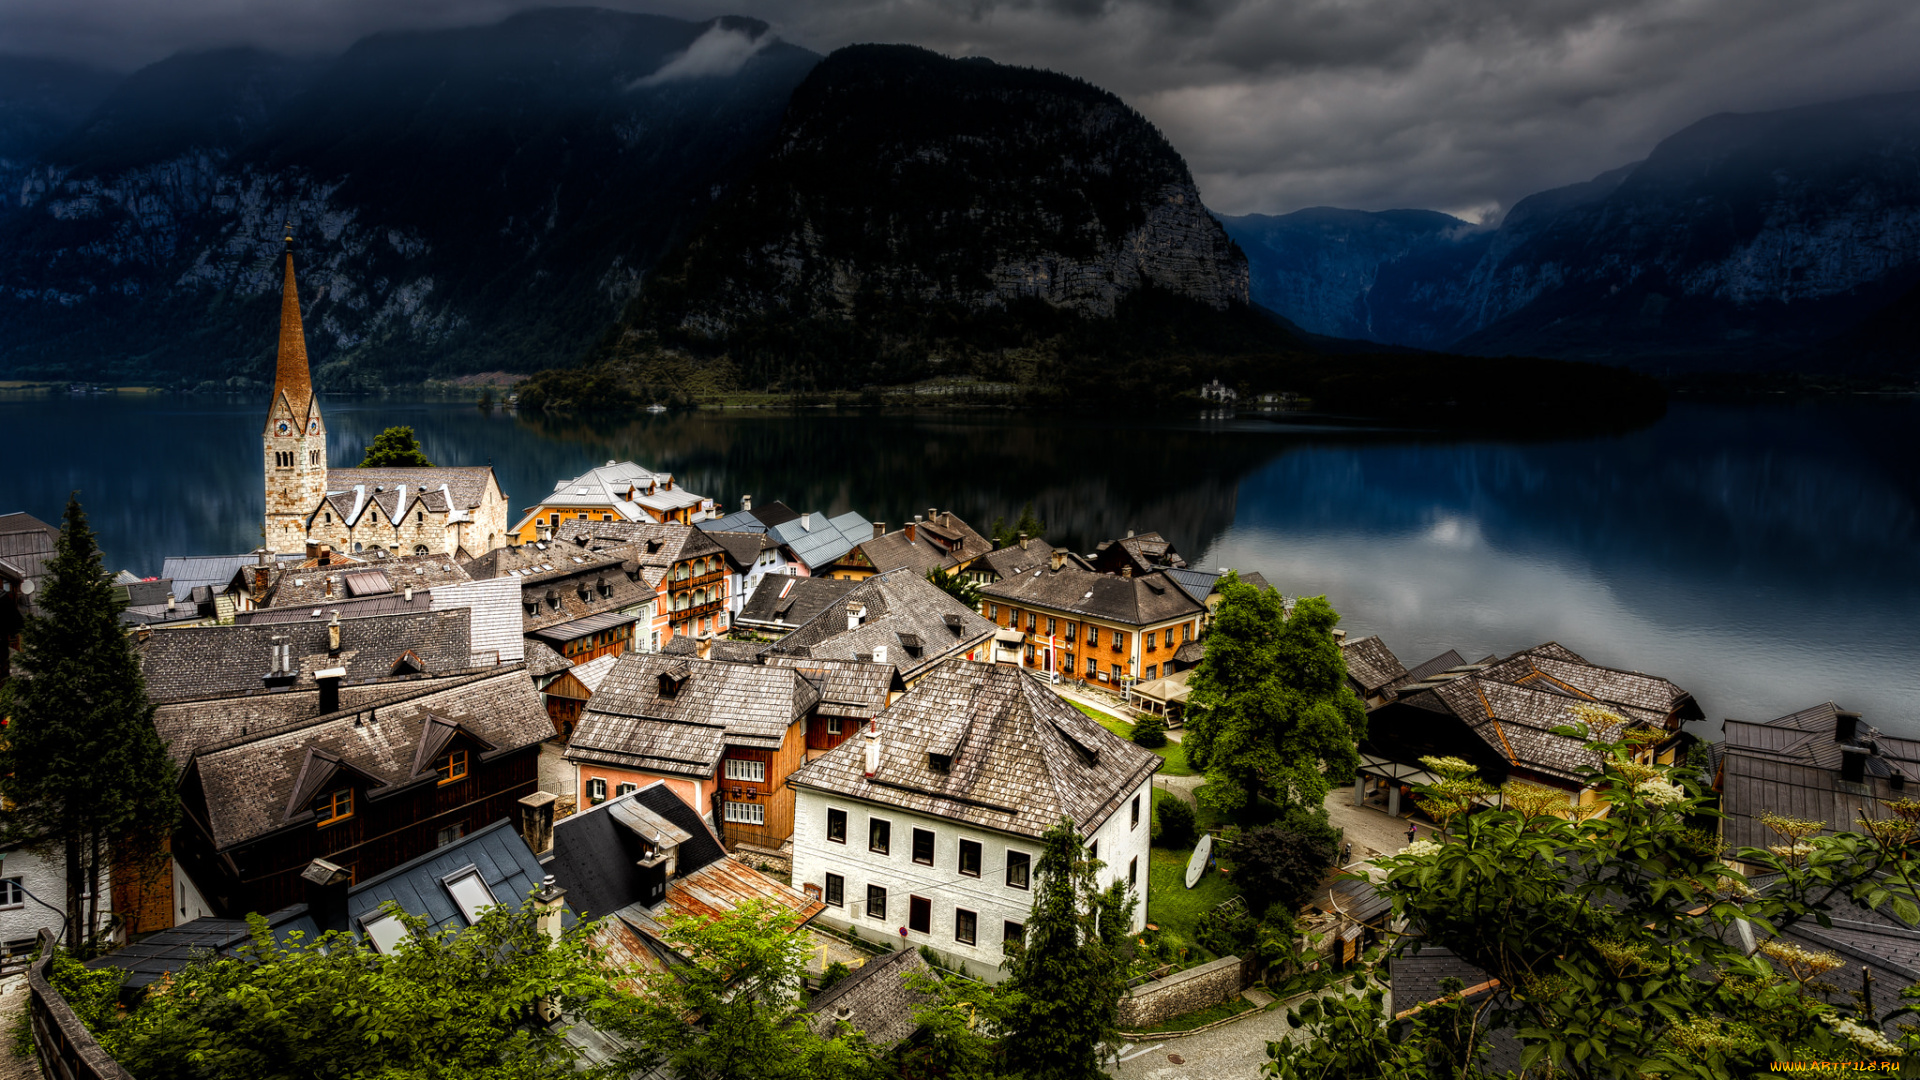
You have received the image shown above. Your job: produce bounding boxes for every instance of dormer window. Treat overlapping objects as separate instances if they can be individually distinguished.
[318,788,354,826]
[658,673,684,698]
[928,753,951,774]
[435,749,468,785]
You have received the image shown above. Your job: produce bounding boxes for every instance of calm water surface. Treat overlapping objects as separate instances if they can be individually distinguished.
[3,392,1917,737]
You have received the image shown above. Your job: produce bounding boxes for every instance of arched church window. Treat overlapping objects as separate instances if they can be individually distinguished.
[414,545,429,556]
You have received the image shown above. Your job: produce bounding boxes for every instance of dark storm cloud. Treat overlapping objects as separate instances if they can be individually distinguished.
[9,0,1920,218]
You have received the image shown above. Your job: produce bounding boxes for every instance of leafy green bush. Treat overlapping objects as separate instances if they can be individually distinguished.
[818,961,851,993]
[1156,797,1197,849]
[1227,823,1337,917]
[1131,715,1168,749]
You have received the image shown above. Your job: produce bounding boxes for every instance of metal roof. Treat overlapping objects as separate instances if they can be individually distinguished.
[527,608,646,644]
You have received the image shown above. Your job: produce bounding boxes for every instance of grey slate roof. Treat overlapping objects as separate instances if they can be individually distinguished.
[547,783,726,920]
[1341,636,1407,697]
[857,512,992,576]
[85,918,254,989]
[698,509,767,534]
[787,659,1161,839]
[523,639,572,678]
[259,551,472,609]
[736,574,859,631]
[806,946,936,1048]
[765,569,997,683]
[348,818,567,939]
[770,511,874,571]
[152,670,497,766]
[236,591,435,624]
[977,540,1088,581]
[660,635,769,663]
[1388,946,1526,1073]
[186,667,551,851]
[142,608,474,703]
[761,656,902,719]
[1719,701,1920,853]
[704,530,774,572]
[978,562,1204,628]
[518,560,657,634]
[1091,532,1185,575]
[1389,649,1469,693]
[567,653,819,775]
[327,466,497,512]
[461,541,587,580]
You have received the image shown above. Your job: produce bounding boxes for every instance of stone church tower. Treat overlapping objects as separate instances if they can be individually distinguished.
[263,251,329,554]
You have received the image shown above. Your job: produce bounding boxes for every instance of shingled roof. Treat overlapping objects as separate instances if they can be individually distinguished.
[977,540,1089,581]
[704,530,773,572]
[519,559,658,635]
[183,667,551,851]
[736,575,858,632]
[327,467,498,513]
[1091,531,1185,576]
[257,551,473,609]
[1342,636,1408,698]
[660,635,768,663]
[566,653,820,776]
[762,656,903,720]
[141,608,474,703]
[788,659,1160,838]
[806,946,936,1048]
[766,569,997,683]
[553,518,724,568]
[857,512,993,576]
[977,561,1204,628]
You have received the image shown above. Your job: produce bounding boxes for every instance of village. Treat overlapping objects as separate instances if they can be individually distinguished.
[3,254,1913,1078]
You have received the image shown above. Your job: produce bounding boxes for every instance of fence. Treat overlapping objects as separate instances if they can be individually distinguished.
[26,928,135,1080]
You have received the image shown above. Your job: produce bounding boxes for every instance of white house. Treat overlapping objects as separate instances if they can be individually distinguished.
[0,841,119,958]
[787,659,1159,979]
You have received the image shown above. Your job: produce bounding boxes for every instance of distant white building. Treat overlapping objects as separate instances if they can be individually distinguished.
[509,461,719,544]
[787,659,1159,979]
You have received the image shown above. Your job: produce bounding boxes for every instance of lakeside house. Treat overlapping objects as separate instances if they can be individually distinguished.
[976,549,1205,688]
[787,659,1159,979]
[507,460,719,543]
[549,518,734,643]
[832,510,994,582]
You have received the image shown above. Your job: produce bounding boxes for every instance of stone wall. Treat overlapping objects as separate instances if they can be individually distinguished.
[1116,955,1244,1030]
[28,929,136,1080]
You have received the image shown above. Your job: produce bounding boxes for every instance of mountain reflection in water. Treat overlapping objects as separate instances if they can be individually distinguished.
[2,394,1916,737]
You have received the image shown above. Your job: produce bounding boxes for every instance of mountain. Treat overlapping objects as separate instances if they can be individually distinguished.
[0,10,820,387]
[0,56,119,228]
[584,44,1254,394]
[1222,92,1920,373]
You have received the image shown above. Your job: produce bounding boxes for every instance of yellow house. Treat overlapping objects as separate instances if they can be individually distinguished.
[509,461,717,544]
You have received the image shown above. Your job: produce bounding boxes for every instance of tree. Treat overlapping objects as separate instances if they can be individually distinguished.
[101,899,643,1080]
[1183,580,1365,821]
[1002,817,1137,1080]
[622,897,884,1080]
[0,496,177,952]
[1131,715,1168,748]
[358,425,434,467]
[1155,796,1197,849]
[927,565,983,609]
[990,503,1047,547]
[1266,725,1920,1080]
[1225,822,1336,919]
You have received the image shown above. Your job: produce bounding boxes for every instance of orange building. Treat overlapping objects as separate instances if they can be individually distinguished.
[977,550,1206,688]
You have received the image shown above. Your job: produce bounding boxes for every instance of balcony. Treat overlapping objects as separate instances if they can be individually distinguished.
[671,598,726,621]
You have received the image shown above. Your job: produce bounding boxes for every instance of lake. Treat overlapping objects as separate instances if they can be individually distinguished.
[3,391,1918,738]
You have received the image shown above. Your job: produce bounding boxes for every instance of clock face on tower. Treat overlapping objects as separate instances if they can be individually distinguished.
[308,419,320,435]
[276,420,291,436]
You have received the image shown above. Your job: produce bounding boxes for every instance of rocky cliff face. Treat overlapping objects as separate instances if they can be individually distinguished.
[0,12,819,386]
[627,45,1247,381]
[1228,92,1920,371]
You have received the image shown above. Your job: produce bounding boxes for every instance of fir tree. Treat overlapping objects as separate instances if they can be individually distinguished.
[1003,817,1136,1080]
[0,496,177,952]
[358,425,435,467]
[927,565,983,609]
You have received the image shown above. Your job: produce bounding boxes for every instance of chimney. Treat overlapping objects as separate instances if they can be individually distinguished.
[742,495,752,513]
[517,792,558,855]
[1127,529,1135,539]
[538,525,552,542]
[905,522,917,543]
[1049,548,1066,572]
[318,545,332,567]
[873,644,888,665]
[301,858,353,934]
[927,508,938,524]
[863,727,881,778]
[165,592,176,611]
[323,576,334,599]
[874,522,886,540]
[327,611,341,655]
[1836,711,1861,743]
[847,603,865,631]
[801,513,812,531]
[1842,744,1870,784]
[316,666,346,713]
[697,634,713,662]
[943,511,953,527]
[532,875,567,943]
[258,547,274,567]
[1018,532,1029,550]
[306,540,322,560]
[1333,628,1348,644]
[1122,566,1132,580]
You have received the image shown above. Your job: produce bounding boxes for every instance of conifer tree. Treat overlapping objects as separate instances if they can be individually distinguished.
[1002,817,1135,1080]
[358,425,434,467]
[0,496,177,952]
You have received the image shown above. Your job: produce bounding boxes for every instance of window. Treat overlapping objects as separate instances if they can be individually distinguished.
[1144,664,1157,680]
[1006,607,1018,628]
[436,822,467,847]
[587,778,607,804]
[1131,795,1141,829]
[1006,850,1031,889]
[959,839,981,877]
[444,867,499,924]
[912,828,935,866]
[928,753,951,773]
[1146,631,1156,651]
[724,801,765,824]
[988,604,998,620]
[1004,920,1024,948]
[1129,856,1138,886]
[414,545,429,556]
[955,908,977,946]
[1089,840,1099,863]
[434,749,468,785]
[724,758,766,783]
[0,878,21,909]
[1183,622,1193,642]
[827,808,847,844]
[1025,644,1035,665]
[825,873,844,907]
[1085,657,1097,676]
[869,817,891,855]
[362,908,409,954]
[908,895,931,935]
[826,716,843,735]
[867,885,887,920]
[319,788,354,825]
[1087,626,1099,647]
[1064,623,1076,642]
[1111,664,1123,682]
[615,782,637,797]
[1046,618,1056,636]
[1026,612,1037,633]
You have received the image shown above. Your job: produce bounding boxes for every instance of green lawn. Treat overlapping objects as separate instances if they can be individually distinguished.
[1145,787,1241,959]
[1073,702,1195,777]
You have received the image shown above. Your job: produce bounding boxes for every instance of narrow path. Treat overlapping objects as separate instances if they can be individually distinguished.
[1105,983,1353,1080]
[0,974,44,1080]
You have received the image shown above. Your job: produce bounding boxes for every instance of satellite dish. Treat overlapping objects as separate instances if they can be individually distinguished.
[1184,833,1213,889]
[17,578,33,596]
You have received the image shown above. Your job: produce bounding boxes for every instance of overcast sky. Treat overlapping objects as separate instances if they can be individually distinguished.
[6,0,1919,220]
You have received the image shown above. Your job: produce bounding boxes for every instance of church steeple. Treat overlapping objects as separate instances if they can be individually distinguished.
[263,228,329,554]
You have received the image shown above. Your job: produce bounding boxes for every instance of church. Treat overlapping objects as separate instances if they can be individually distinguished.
[262,250,510,558]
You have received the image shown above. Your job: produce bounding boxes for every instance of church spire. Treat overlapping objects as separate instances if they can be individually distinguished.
[272,224,313,421]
